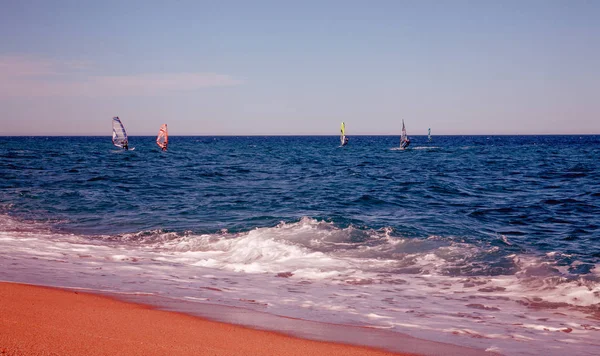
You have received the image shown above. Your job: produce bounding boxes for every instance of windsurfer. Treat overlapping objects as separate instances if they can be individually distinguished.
[401,137,410,149]
[123,142,129,150]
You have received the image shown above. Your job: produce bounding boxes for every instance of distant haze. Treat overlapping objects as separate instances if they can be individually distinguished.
[1,1,599,135]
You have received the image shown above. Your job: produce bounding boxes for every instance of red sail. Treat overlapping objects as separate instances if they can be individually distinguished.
[156,124,168,150]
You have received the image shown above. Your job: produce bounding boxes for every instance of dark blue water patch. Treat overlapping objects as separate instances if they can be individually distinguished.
[543,198,580,205]
[87,176,111,182]
[0,135,599,275]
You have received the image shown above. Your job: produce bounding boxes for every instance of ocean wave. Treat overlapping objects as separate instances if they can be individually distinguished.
[58,216,596,305]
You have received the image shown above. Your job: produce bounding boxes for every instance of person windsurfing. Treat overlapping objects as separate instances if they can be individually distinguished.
[340,122,348,146]
[156,124,168,151]
[112,116,130,150]
[400,137,410,149]
[400,120,410,149]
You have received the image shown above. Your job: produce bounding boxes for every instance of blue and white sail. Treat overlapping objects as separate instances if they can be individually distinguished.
[112,117,128,149]
[428,127,432,142]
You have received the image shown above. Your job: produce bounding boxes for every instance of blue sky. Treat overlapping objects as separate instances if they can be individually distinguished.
[1,0,598,135]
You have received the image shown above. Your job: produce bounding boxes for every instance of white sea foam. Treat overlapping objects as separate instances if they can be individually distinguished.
[412,146,441,150]
[1,214,599,355]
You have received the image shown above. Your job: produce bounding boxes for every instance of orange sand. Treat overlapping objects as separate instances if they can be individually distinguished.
[0,282,412,356]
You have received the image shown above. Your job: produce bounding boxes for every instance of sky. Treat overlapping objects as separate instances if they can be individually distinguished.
[0,0,599,135]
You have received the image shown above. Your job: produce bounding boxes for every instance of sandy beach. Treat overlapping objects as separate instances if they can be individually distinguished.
[0,282,413,356]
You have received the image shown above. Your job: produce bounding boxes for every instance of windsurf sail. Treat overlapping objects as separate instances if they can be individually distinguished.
[156,124,168,150]
[340,122,347,146]
[400,120,410,149]
[112,117,128,149]
[428,128,432,142]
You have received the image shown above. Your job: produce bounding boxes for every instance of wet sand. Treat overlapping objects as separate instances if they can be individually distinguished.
[0,282,412,356]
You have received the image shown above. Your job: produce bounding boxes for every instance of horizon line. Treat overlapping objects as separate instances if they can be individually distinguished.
[2,133,599,137]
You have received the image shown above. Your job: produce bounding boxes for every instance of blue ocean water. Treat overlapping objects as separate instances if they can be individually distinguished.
[2,136,599,267]
[1,135,599,355]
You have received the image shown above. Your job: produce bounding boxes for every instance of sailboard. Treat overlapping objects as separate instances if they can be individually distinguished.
[112,117,130,150]
[400,120,410,150]
[428,128,432,142]
[340,122,348,146]
[156,124,168,151]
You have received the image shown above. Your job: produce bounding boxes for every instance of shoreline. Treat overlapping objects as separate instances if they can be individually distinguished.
[0,281,492,356]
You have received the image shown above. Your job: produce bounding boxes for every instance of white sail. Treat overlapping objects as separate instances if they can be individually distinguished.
[112,117,128,148]
[400,120,410,149]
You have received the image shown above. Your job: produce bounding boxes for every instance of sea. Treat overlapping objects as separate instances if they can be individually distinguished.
[1,135,599,355]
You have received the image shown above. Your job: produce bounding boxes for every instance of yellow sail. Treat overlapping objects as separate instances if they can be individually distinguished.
[340,122,347,146]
